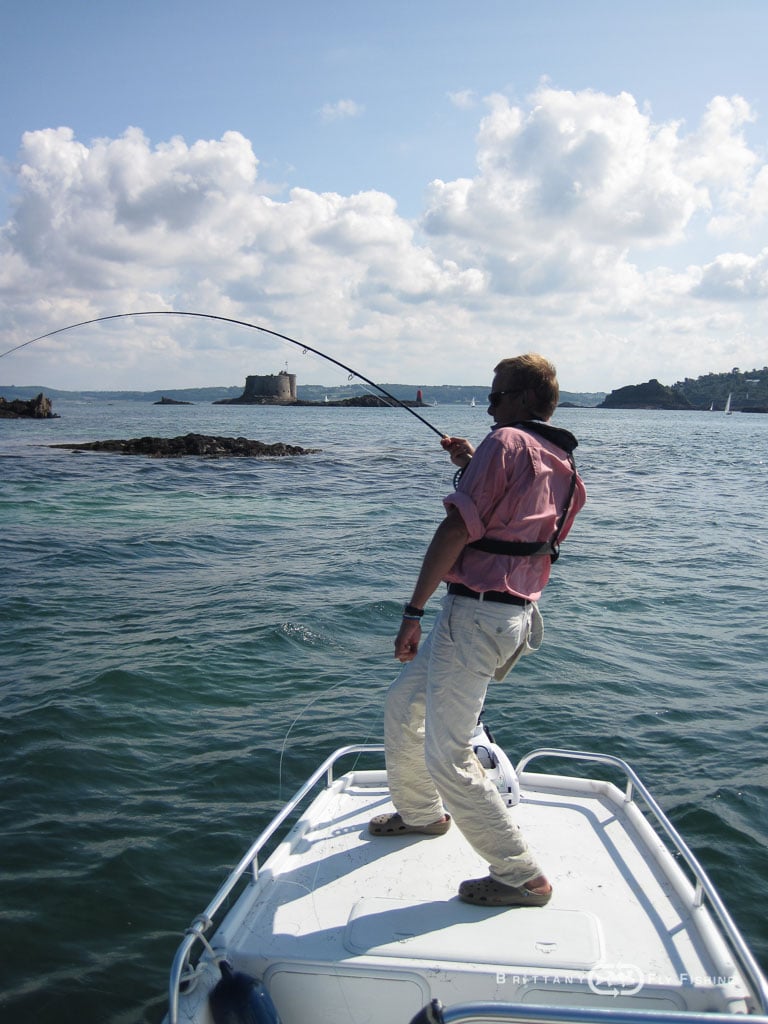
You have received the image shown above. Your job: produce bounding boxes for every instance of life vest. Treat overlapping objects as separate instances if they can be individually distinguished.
[466,420,580,564]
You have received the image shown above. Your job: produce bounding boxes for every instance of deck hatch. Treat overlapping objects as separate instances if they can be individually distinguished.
[344,897,604,969]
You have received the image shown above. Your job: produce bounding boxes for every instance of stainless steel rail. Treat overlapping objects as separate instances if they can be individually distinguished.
[167,743,384,1024]
[516,749,768,1013]
[419,1001,768,1024]
[167,745,767,1022]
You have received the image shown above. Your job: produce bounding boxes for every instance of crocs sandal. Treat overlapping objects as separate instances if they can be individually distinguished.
[368,812,451,837]
[458,875,552,906]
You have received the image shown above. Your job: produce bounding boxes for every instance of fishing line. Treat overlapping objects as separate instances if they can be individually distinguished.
[0,310,448,441]
[7,311,464,773]
[277,665,388,799]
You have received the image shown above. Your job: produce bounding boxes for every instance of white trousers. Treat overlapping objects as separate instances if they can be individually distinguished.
[384,593,543,887]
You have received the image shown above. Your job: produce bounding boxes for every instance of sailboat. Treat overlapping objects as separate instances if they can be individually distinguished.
[470,397,476,407]
[725,393,732,415]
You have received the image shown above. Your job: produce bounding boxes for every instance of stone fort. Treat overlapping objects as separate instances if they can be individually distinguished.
[241,370,297,403]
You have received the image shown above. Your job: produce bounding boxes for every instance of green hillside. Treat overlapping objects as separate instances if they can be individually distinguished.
[672,367,767,410]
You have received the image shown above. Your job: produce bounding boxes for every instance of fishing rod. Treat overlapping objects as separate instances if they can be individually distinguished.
[1,310,448,440]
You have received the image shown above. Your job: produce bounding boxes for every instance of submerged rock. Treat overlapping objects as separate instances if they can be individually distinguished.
[49,432,320,458]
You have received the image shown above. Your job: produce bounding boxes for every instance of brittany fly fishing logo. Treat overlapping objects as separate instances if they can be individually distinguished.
[587,963,645,997]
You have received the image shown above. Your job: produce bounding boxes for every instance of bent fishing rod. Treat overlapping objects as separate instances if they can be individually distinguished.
[0,310,449,441]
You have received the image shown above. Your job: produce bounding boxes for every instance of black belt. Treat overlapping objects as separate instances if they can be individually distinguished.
[447,582,529,606]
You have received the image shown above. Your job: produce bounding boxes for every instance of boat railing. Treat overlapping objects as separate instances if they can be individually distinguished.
[168,744,767,1023]
[168,743,384,1024]
[412,1000,768,1024]
[516,749,768,1014]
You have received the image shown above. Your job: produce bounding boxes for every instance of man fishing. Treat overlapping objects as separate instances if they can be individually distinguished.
[369,353,587,907]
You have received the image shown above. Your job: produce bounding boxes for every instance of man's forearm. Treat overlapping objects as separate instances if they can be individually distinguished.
[409,510,468,609]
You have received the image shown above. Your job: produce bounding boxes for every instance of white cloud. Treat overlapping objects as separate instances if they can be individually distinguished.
[2,86,768,392]
[424,88,713,249]
[448,90,477,110]
[693,249,768,299]
[319,99,364,123]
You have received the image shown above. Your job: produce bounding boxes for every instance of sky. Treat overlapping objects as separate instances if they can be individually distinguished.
[1,0,767,393]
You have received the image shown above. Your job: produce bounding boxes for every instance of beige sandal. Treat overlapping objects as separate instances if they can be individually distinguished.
[458,875,552,906]
[368,812,451,837]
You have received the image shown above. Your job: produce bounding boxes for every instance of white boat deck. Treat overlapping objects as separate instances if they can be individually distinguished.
[170,752,765,1024]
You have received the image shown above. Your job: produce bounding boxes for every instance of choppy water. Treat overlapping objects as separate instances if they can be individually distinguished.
[1,400,766,1023]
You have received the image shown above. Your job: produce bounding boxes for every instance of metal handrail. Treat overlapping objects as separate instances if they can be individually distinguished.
[421,1001,768,1024]
[167,743,384,1024]
[168,744,768,1022]
[515,749,768,1013]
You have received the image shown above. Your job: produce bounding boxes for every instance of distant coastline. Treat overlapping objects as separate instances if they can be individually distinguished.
[2,364,766,412]
[0,383,606,407]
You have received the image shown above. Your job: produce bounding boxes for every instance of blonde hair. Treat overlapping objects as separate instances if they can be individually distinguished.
[494,354,559,420]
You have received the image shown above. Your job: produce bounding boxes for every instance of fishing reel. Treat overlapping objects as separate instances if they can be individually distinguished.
[471,721,520,806]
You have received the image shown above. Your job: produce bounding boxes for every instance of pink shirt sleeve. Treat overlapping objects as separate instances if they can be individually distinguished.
[442,430,533,540]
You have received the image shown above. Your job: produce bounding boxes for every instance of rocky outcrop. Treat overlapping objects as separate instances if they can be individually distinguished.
[599,379,693,410]
[294,394,418,407]
[343,394,427,408]
[0,393,58,418]
[218,392,426,408]
[154,396,193,405]
[49,433,320,458]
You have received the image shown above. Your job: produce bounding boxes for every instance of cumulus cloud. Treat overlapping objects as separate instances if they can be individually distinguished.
[319,99,364,123]
[693,249,768,299]
[2,86,768,391]
[424,88,714,250]
[417,86,768,377]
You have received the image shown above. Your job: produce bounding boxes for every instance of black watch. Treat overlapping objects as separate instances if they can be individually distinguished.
[403,603,424,618]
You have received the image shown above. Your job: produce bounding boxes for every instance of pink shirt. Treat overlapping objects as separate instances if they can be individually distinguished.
[443,424,587,601]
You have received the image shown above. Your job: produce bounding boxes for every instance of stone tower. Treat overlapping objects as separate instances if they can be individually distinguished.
[241,370,297,403]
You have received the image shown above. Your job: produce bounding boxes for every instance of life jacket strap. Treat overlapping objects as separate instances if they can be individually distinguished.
[467,537,559,561]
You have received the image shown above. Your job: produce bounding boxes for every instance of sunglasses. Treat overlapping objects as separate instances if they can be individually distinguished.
[487,389,520,407]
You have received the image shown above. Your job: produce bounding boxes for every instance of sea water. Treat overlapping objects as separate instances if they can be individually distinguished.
[1,401,766,1023]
